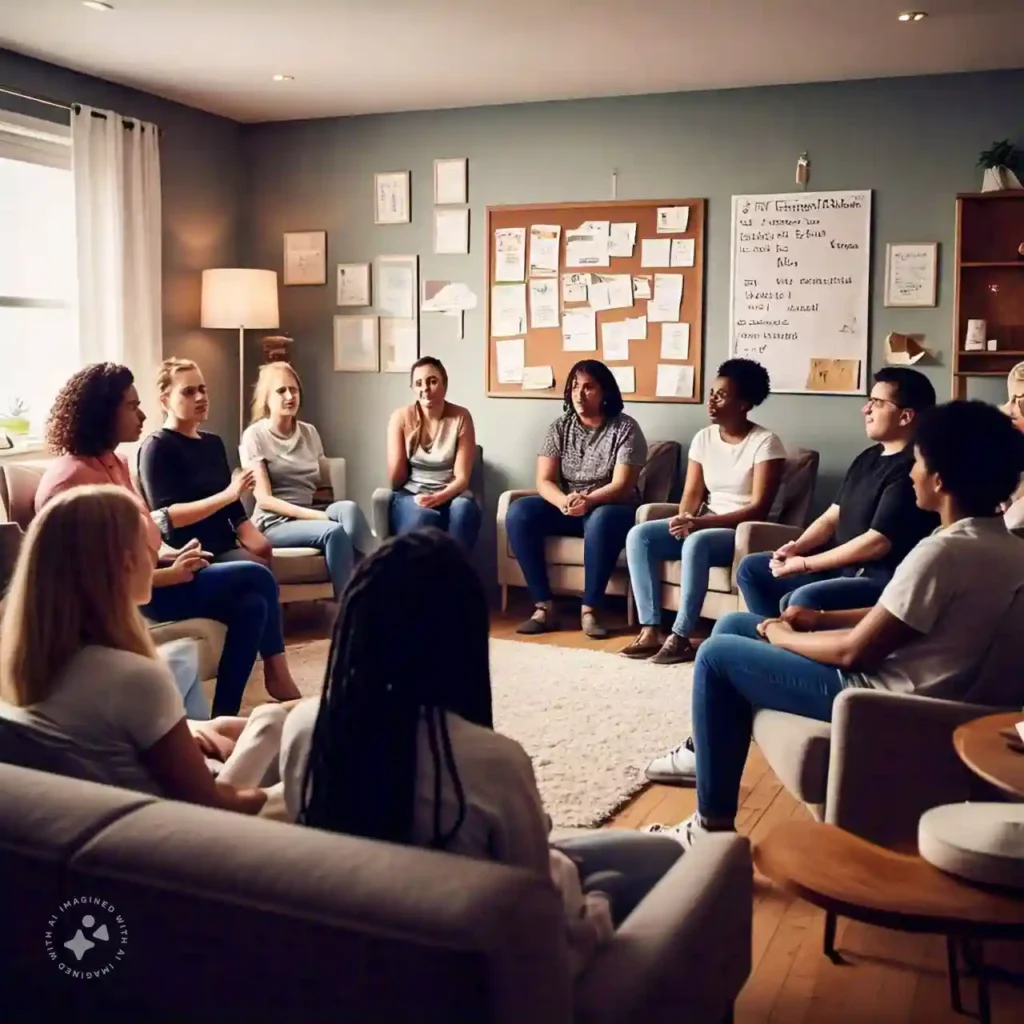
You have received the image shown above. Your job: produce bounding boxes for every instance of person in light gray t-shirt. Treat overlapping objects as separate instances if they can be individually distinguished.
[504,359,648,640]
[241,362,374,597]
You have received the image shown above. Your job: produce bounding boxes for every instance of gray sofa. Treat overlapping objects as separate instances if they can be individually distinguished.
[0,761,753,1023]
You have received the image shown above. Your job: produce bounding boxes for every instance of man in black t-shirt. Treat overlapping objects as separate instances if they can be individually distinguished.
[737,367,939,616]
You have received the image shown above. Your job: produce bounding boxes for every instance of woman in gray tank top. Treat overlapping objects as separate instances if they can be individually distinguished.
[384,357,481,551]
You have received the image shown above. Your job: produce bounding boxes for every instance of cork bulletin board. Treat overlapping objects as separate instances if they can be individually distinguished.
[485,199,706,402]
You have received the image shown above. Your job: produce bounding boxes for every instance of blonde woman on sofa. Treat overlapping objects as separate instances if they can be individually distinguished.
[385,356,481,550]
[621,359,785,666]
[280,529,683,970]
[241,361,373,596]
[0,485,287,812]
[35,362,301,714]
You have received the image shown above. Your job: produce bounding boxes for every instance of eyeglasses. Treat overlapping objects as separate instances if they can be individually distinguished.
[864,397,903,411]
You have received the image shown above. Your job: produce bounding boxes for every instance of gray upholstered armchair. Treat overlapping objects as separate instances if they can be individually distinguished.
[371,444,484,542]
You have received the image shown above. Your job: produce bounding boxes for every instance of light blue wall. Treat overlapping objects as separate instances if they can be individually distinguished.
[241,70,1022,582]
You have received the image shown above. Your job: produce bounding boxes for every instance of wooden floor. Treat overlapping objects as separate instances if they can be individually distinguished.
[289,596,1024,1022]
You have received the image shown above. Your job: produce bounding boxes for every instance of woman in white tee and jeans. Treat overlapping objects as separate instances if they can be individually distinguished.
[0,484,286,811]
[241,362,374,596]
[622,359,786,665]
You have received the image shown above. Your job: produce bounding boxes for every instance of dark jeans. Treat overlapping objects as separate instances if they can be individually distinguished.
[692,612,846,821]
[736,551,886,617]
[142,561,285,717]
[552,831,683,925]
[505,496,635,609]
[390,491,482,551]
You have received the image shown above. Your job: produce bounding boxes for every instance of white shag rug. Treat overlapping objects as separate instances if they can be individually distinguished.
[489,638,693,827]
[247,636,693,828]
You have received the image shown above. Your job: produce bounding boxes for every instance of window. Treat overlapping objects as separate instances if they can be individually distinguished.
[0,110,76,441]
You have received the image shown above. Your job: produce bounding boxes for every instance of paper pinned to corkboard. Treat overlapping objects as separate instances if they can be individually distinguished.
[806,358,861,393]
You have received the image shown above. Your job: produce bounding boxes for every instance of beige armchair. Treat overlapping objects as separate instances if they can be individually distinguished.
[630,447,820,623]
[496,441,682,619]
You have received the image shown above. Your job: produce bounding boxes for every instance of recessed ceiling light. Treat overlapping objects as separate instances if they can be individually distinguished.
[272,74,295,82]
[898,11,928,21]
[82,1,114,10]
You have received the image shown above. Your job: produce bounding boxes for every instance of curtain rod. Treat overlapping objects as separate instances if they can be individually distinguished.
[0,85,71,111]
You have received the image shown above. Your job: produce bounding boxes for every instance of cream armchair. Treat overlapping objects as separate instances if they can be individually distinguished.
[496,441,682,619]
[630,447,820,623]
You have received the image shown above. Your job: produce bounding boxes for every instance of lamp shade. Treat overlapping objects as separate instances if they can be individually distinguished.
[200,268,279,330]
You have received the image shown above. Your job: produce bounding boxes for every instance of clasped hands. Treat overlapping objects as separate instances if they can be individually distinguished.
[562,492,591,517]
[769,540,810,579]
[414,491,448,510]
[161,537,214,583]
[756,604,819,642]
[667,513,702,539]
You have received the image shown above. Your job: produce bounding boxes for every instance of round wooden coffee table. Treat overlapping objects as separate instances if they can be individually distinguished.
[755,820,1024,1023]
[954,713,1024,799]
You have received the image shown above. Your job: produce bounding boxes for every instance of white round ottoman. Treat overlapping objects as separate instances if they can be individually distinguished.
[919,803,1024,890]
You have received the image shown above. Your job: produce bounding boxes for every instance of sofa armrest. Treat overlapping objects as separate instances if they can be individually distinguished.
[635,503,676,524]
[574,833,752,1024]
[318,457,346,501]
[826,688,1000,849]
[496,489,539,524]
[496,491,538,586]
[734,521,801,561]
[370,487,393,542]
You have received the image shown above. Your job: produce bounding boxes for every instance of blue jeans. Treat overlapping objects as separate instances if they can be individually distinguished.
[159,638,210,720]
[505,495,636,609]
[390,491,482,551]
[627,521,735,637]
[263,500,372,596]
[692,611,847,821]
[736,551,886,617]
[142,561,285,717]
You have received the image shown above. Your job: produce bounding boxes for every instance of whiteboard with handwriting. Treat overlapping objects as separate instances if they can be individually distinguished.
[729,190,871,395]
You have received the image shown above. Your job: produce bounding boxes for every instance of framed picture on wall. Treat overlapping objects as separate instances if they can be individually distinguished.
[434,208,470,255]
[374,171,411,225]
[884,242,938,307]
[337,263,371,306]
[333,315,379,372]
[434,157,468,205]
[283,230,327,286]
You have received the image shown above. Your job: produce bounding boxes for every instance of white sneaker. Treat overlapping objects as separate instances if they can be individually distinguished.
[645,737,697,785]
[642,812,707,850]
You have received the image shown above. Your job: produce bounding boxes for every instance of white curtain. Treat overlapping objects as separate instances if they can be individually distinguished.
[71,104,162,423]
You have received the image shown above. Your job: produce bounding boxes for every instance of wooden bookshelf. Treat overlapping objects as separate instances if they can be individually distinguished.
[952,191,1024,398]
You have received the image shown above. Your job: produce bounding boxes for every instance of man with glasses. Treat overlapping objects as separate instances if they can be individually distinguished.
[736,367,938,617]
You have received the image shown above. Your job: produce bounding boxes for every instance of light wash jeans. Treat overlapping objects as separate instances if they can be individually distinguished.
[626,520,736,636]
[263,500,374,597]
[692,611,846,822]
[159,638,210,721]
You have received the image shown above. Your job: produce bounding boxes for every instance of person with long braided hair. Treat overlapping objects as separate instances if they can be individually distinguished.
[280,528,684,968]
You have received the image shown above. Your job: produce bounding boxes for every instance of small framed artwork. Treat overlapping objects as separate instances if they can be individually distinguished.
[380,317,419,374]
[884,242,938,308]
[434,157,468,205]
[336,263,371,306]
[374,254,418,320]
[374,171,411,225]
[283,231,327,286]
[434,208,470,255]
[333,315,379,372]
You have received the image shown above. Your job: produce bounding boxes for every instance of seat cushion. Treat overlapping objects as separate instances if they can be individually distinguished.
[658,561,732,593]
[271,548,330,585]
[752,709,831,808]
[147,618,226,682]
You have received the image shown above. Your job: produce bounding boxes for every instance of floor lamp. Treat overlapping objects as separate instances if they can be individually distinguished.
[200,268,280,439]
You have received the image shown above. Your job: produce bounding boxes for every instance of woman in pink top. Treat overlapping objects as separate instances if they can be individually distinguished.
[35,363,301,715]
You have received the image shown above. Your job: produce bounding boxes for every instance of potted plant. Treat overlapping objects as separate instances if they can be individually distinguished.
[0,396,31,436]
[978,139,1022,192]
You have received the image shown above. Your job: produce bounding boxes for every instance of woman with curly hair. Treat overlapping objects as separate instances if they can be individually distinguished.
[34,363,301,714]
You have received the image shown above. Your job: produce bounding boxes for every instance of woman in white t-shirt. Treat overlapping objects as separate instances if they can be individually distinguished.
[622,359,786,665]
[241,362,374,597]
[281,528,683,971]
[0,484,283,812]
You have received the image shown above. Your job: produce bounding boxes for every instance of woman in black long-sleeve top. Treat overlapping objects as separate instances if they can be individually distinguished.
[138,357,300,707]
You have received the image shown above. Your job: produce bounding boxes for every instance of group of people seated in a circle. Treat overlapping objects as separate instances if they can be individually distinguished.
[2,351,1024,968]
